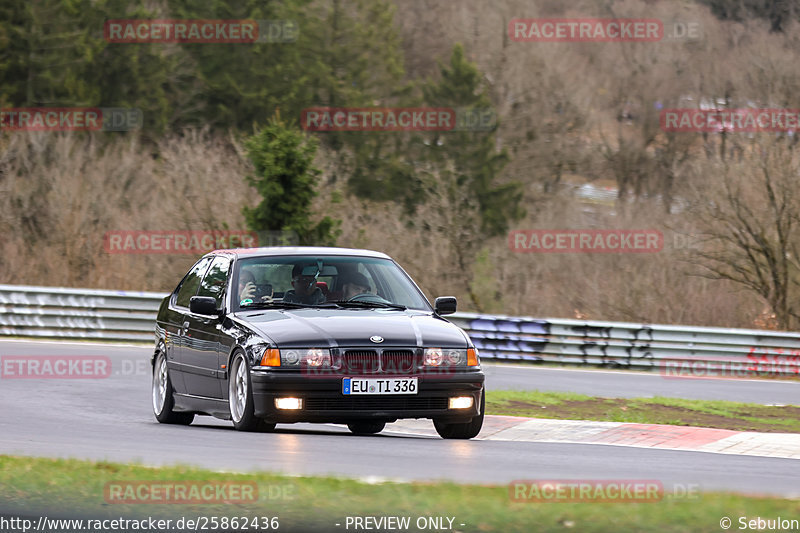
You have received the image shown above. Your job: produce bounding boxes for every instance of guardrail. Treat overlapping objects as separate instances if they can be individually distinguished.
[447,313,800,376]
[0,284,164,342]
[1,285,798,375]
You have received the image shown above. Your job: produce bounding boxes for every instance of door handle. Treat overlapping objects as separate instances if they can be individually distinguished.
[182,321,190,334]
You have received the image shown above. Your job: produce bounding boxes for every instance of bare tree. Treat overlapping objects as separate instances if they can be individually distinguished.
[689,139,800,329]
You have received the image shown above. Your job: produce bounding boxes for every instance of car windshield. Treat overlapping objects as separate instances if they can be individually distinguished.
[233,255,429,311]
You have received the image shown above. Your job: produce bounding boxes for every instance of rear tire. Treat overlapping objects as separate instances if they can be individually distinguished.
[433,390,484,439]
[152,353,194,425]
[229,352,276,432]
[347,421,386,435]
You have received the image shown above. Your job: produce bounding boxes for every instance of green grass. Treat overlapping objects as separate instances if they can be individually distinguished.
[0,455,798,533]
[486,390,800,432]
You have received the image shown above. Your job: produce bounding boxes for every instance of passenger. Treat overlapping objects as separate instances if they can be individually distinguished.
[283,264,326,305]
[341,272,371,300]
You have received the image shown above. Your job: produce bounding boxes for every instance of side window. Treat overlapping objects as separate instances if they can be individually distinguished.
[175,257,213,308]
[197,256,231,305]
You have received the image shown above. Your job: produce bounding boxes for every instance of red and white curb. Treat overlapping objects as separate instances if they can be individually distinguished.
[384,416,800,459]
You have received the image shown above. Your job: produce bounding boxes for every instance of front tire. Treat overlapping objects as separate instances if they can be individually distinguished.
[433,389,485,439]
[347,421,386,435]
[228,352,276,432]
[152,353,194,425]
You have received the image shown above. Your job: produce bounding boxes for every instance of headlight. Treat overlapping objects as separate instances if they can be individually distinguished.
[283,350,300,365]
[423,347,444,366]
[445,349,466,365]
[280,348,332,368]
[424,348,470,367]
[305,348,331,367]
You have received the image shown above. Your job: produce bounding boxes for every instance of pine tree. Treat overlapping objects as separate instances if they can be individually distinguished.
[1,0,174,133]
[418,44,525,311]
[422,44,524,237]
[243,114,339,246]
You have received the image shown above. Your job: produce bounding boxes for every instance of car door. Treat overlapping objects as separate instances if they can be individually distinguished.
[182,255,231,399]
[171,256,214,394]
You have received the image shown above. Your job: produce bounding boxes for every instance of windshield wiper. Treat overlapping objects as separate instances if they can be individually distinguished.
[328,300,407,310]
[239,301,330,310]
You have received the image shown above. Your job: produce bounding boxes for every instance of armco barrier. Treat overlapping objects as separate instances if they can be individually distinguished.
[0,284,164,342]
[1,285,798,375]
[447,313,800,375]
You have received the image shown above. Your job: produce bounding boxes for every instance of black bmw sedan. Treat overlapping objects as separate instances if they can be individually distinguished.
[151,247,485,439]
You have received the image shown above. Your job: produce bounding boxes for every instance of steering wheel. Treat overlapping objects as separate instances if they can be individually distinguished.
[348,292,390,303]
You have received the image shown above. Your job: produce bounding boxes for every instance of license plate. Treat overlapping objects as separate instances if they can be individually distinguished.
[342,377,418,395]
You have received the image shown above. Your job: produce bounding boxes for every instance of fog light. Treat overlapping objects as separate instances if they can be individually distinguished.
[449,396,473,409]
[275,397,303,410]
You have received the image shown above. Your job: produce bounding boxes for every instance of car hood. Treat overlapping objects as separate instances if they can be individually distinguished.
[233,308,469,348]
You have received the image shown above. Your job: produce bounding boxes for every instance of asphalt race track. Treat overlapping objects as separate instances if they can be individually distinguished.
[482,363,800,405]
[0,339,798,497]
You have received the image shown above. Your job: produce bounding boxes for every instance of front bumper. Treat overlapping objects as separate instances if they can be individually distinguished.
[251,370,484,424]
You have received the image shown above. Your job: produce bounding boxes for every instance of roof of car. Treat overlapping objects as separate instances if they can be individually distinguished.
[204,246,392,260]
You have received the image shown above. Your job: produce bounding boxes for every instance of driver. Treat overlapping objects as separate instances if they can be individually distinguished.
[283,264,326,305]
[239,268,272,303]
[341,272,371,300]
[239,269,258,301]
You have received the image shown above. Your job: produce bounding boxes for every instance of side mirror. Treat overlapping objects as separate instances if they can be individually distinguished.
[434,296,457,315]
[190,296,219,316]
